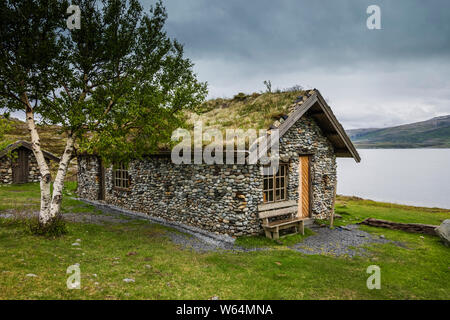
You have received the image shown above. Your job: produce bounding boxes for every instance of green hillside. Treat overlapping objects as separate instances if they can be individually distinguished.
[1,117,68,155]
[347,115,450,148]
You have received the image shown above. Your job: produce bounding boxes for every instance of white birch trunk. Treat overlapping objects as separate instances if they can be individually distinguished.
[49,135,75,219]
[23,96,53,225]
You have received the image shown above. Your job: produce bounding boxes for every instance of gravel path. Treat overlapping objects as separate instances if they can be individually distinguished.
[2,200,398,257]
[290,224,392,257]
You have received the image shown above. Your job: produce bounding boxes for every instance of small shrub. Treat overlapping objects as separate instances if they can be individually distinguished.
[263,80,272,93]
[26,216,68,237]
[233,92,247,101]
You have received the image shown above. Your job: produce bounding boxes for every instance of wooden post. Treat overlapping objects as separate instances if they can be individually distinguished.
[330,180,337,228]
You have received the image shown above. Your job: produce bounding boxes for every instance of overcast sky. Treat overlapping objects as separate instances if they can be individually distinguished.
[140,0,450,129]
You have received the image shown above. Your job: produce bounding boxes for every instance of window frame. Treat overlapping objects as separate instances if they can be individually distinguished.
[263,163,288,203]
[112,162,130,190]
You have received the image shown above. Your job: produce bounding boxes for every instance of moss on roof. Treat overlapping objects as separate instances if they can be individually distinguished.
[186,90,315,133]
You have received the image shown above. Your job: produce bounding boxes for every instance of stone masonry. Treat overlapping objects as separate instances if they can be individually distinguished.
[0,148,48,184]
[77,114,337,236]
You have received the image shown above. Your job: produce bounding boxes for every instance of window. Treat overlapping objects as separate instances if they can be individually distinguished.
[263,163,288,203]
[113,162,130,188]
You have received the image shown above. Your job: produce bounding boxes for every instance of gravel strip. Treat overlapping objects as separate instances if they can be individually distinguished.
[76,198,238,249]
[290,224,392,257]
[2,199,397,256]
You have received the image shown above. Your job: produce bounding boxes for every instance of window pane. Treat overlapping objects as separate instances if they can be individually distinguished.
[268,192,273,202]
[269,179,273,189]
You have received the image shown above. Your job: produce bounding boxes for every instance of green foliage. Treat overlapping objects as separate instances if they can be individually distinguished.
[0,0,207,164]
[0,116,12,151]
[233,92,247,101]
[0,214,68,238]
[25,216,68,237]
[0,0,67,110]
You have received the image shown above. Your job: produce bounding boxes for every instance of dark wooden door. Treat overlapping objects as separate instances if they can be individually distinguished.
[12,148,29,184]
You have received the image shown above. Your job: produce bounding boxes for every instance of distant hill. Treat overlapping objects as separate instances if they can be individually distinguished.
[2,117,68,155]
[347,115,450,148]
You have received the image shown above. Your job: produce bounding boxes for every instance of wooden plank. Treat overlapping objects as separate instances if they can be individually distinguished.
[330,181,337,227]
[263,217,306,228]
[297,156,310,218]
[258,200,297,212]
[250,94,317,162]
[297,157,302,218]
[360,218,438,235]
[315,92,361,162]
[278,94,317,137]
[258,206,297,219]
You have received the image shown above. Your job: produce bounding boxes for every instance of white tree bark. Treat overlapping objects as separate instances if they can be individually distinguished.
[49,135,75,219]
[23,95,53,225]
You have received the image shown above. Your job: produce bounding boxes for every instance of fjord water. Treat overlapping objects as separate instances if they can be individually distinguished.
[337,149,450,209]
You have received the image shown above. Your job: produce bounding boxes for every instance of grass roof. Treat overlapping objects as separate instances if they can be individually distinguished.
[186,90,315,133]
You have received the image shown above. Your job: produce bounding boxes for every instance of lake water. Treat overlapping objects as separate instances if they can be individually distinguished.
[337,149,450,209]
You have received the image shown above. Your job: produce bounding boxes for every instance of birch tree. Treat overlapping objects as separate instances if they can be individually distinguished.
[0,0,207,229]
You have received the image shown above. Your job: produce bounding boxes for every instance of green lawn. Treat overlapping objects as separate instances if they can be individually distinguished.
[0,183,449,299]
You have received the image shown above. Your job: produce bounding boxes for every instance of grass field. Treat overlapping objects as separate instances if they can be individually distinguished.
[0,183,449,299]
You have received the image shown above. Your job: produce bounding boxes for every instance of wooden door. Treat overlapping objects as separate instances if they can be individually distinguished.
[12,148,29,184]
[297,156,310,218]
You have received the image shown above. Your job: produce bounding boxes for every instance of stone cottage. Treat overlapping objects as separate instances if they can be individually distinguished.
[77,89,360,236]
[0,140,60,184]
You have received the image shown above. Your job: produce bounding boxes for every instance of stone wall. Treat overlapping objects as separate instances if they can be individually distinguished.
[76,113,337,236]
[0,149,48,184]
[76,156,101,200]
[27,152,42,183]
[280,113,337,219]
[0,157,11,184]
[102,160,263,236]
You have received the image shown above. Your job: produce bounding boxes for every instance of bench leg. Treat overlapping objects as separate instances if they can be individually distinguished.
[299,221,304,235]
[273,227,280,240]
[264,229,272,239]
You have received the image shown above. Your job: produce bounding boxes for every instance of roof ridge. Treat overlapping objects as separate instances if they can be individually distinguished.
[0,140,60,161]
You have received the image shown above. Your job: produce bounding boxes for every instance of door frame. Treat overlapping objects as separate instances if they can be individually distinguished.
[98,158,106,200]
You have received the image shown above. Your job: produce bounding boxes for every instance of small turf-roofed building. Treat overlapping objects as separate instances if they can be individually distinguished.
[77,89,360,237]
[0,140,59,184]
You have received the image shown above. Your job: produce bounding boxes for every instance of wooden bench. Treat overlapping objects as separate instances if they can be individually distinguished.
[258,200,305,239]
